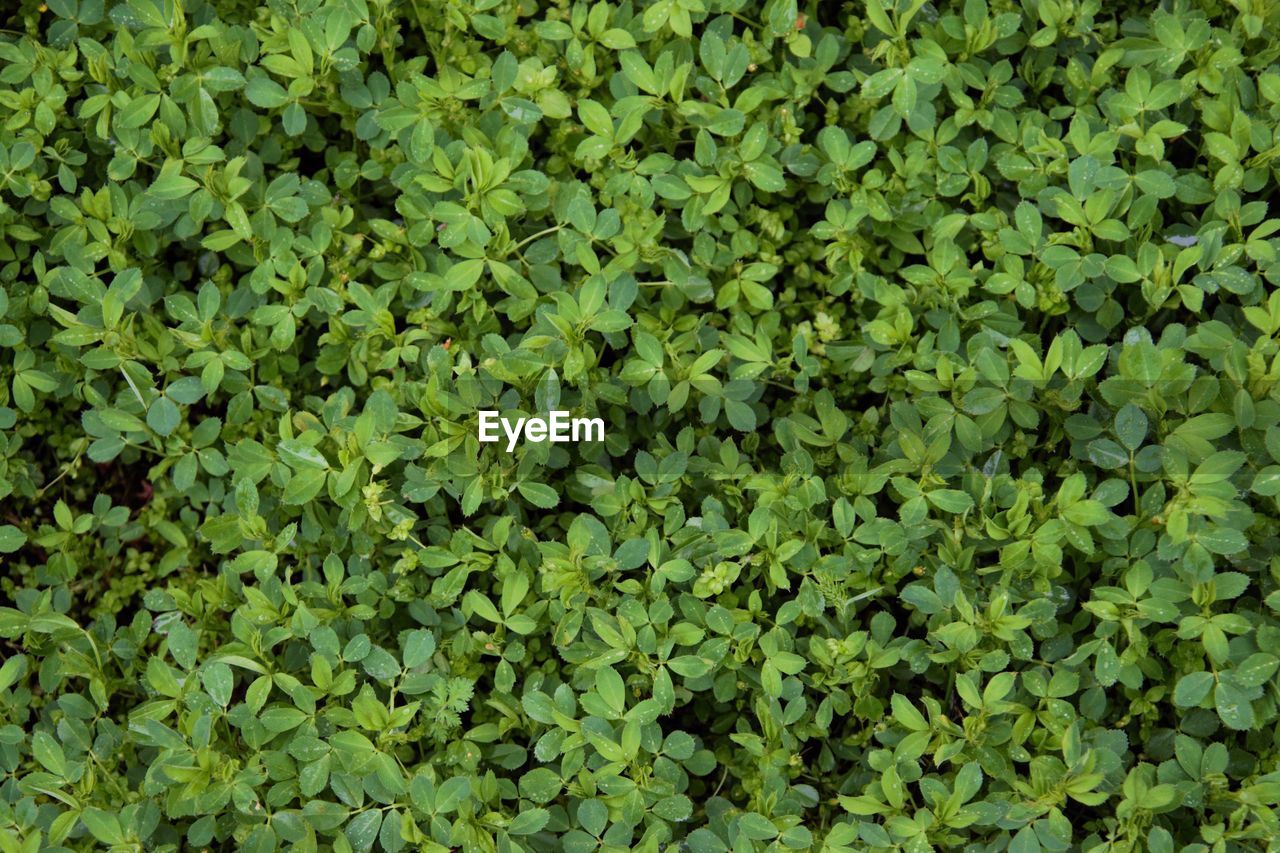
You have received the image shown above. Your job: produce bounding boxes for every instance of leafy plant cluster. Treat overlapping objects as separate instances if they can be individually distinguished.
[2,0,1280,850]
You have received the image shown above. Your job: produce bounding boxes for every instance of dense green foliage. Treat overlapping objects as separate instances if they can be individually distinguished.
[3,0,1280,849]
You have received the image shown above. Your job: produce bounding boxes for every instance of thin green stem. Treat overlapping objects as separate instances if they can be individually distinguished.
[513,225,564,251]
[123,440,164,457]
[37,443,86,497]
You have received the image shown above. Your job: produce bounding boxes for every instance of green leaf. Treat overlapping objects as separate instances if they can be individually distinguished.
[1114,404,1148,451]
[508,807,550,834]
[435,777,470,813]
[149,170,199,201]
[926,489,973,513]
[246,77,289,108]
[1215,681,1255,730]
[31,731,67,776]
[117,94,161,128]
[147,395,181,436]
[0,525,26,554]
[667,656,713,678]
[519,768,562,804]
[1087,438,1129,469]
[596,666,626,714]
[517,482,559,508]
[743,161,785,192]
[81,809,126,845]
[282,468,327,505]
[1173,671,1213,707]
[403,629,435,669]
[891,694,928,731]
[0,654,27,693]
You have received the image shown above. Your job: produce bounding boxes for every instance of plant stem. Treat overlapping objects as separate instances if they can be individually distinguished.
[513,225,564,250]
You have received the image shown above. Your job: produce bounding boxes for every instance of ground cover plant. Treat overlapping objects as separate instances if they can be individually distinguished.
[2,0,1280,849]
